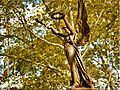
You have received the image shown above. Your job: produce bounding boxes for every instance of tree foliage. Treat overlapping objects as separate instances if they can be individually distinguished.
[0,0,119,89]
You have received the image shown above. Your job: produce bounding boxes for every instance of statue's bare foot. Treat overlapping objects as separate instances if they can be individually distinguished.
[71,82,80,89]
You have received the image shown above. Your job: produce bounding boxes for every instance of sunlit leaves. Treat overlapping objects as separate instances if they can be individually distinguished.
[0,0,119,89]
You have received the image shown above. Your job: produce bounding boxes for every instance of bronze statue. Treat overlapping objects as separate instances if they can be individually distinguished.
[36,0,94,88]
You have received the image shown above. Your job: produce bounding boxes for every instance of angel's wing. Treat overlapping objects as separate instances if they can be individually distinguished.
[77,0,90,43]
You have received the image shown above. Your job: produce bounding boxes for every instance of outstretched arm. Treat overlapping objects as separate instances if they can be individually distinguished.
[35,18,66,37]
[63,17,76,35]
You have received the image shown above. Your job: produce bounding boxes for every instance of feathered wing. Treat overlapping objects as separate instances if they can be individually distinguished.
[77,0,90,44]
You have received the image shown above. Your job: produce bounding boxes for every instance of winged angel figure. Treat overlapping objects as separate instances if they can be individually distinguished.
[36,0,94,88]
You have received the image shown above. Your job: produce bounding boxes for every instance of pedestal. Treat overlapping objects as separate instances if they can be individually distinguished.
[71,88,97,90]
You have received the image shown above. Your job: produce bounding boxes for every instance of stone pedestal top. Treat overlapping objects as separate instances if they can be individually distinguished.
[70,88,97,90]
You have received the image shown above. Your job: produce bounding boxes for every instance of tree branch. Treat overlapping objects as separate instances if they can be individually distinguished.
[0,34,29,43]
[37,37,64,49]
[26,25,64,48]
[28,27,64,49]
[0,53,67,75]
[12,15,64,49]
[93,10,104,27]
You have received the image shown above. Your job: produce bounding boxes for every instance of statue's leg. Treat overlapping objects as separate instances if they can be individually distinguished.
[74,47,94,88]
[66,53,79,87]
[65,44,80,87]
[70,59,80,88]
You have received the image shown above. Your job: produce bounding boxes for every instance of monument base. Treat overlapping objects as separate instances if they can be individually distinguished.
[70,88,97,90]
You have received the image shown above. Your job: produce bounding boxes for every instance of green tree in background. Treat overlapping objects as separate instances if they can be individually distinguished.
[0,0,119,89]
